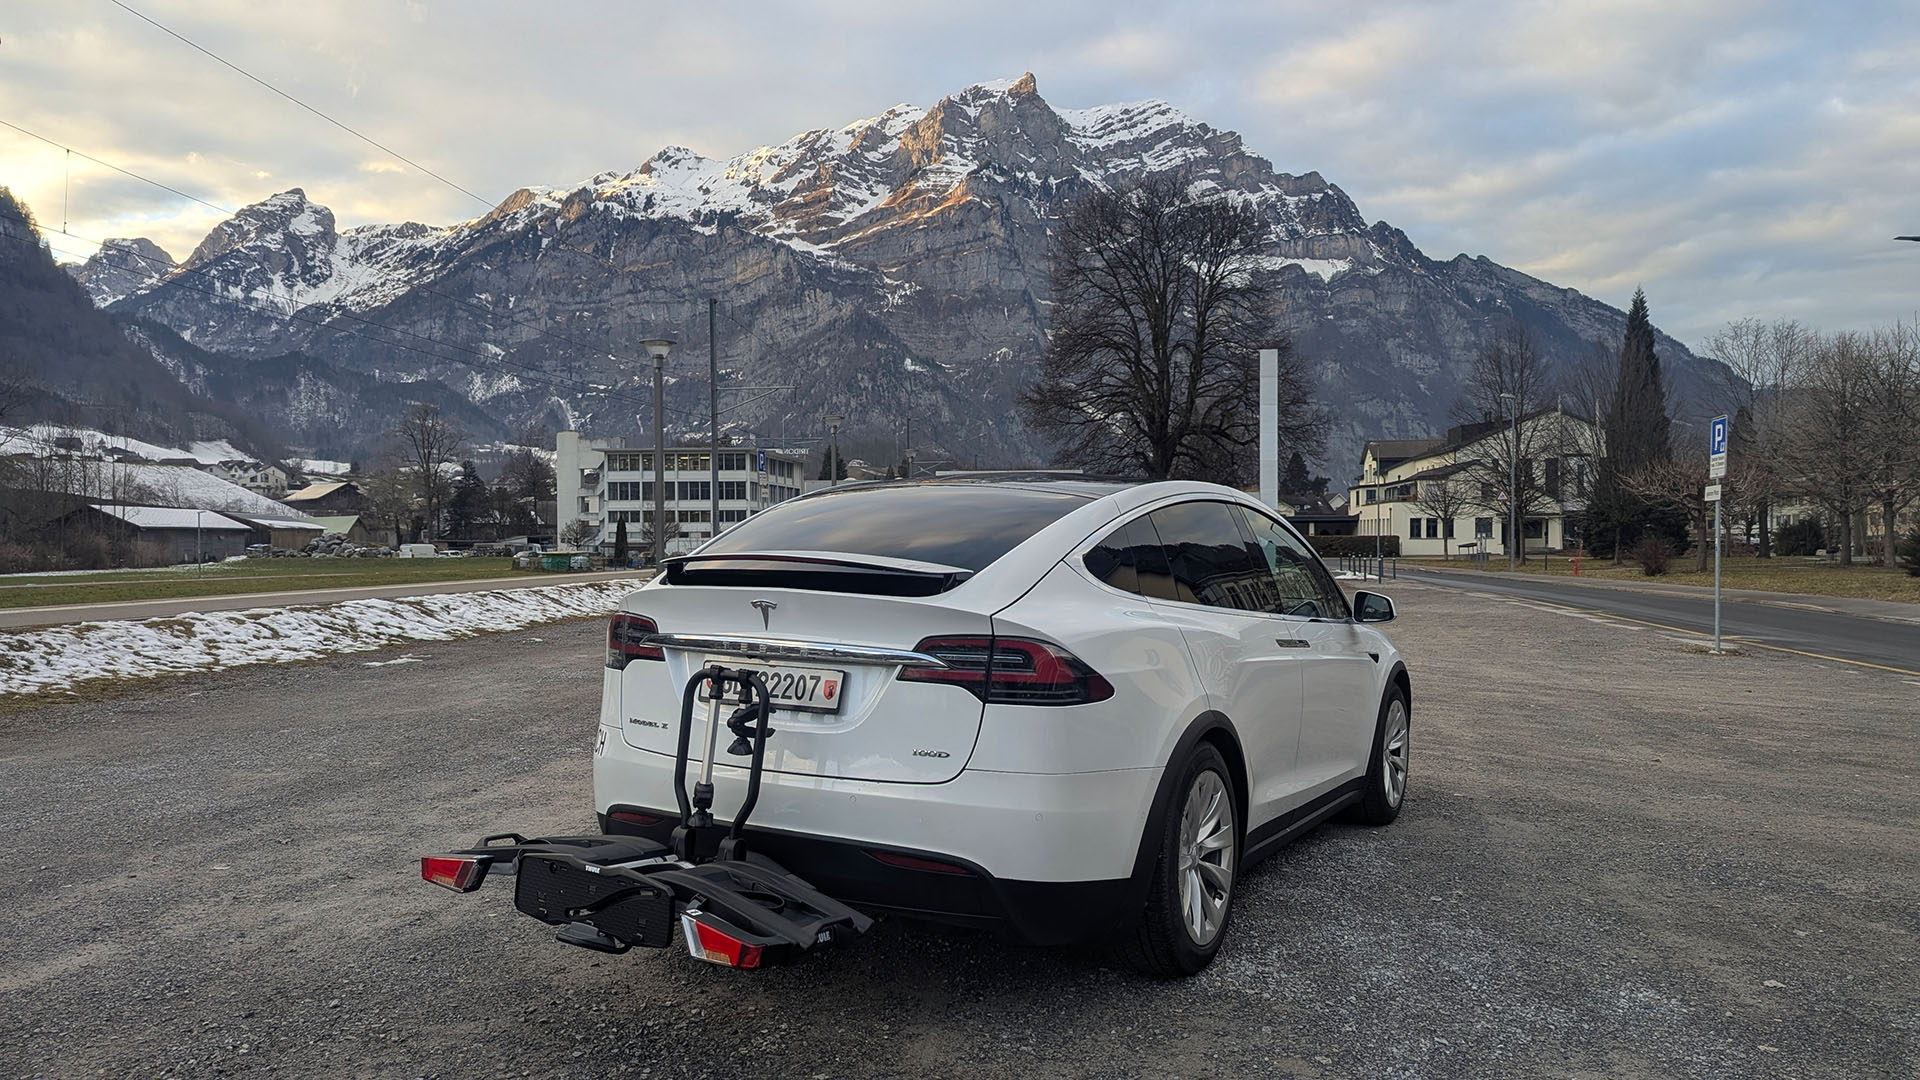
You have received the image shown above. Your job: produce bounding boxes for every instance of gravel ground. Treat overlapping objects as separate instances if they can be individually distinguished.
[0,582,1913,1079]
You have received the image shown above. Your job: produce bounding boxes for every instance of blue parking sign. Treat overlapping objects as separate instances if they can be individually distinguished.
[1710,415,1728,456]
[756,449,767,472]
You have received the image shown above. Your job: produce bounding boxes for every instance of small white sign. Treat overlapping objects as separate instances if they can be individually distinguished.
[1704,483,1723,503]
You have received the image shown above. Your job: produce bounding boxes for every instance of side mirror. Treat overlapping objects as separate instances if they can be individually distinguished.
[1353,591,1396,623]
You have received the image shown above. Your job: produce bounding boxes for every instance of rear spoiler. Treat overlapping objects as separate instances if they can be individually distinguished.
[662,550,974,594]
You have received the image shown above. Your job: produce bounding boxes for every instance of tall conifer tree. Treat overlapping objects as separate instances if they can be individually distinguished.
[1592,289,1685,557]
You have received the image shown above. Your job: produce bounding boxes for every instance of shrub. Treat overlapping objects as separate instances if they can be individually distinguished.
[1631,535,1674,576]
[1899,525,1920,578]
[1774,518,1826,557]
[1305,534,1401,558]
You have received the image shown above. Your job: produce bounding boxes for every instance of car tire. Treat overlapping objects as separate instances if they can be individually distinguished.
[1352,685,1409,826]
[1119,743,1238,978]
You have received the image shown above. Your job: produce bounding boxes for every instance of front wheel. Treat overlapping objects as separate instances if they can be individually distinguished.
[1120,743,1238,977]
[1352,686,1409,826]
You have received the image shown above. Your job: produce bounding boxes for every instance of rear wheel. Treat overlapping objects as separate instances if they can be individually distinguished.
[1352,686,1409,826]
[1120,743,1238,977]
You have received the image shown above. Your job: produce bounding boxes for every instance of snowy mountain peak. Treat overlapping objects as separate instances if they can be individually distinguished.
[68,236,176,306]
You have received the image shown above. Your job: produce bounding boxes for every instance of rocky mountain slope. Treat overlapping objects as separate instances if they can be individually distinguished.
[83,73,1720,477]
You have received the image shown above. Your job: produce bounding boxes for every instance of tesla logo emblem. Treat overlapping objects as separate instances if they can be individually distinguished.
[749,599,777,630]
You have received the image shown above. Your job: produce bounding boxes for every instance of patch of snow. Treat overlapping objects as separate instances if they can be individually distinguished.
[1254,256,1355,282]
[0,578,646,697]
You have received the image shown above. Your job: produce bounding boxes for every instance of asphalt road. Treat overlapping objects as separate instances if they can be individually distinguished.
[0,569,647,630]
[0,582,1914,1078]
[1405,565,1920,676]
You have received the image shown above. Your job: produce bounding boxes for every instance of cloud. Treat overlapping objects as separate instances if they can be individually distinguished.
[2,0,1915,346]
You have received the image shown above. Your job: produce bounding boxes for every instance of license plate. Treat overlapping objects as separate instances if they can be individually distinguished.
[698,658,846,713]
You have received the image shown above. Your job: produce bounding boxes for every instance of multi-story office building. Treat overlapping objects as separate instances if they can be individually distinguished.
[555,431,808,553]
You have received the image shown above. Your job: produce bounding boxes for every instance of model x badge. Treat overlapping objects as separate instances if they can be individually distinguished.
[749,599,777,630]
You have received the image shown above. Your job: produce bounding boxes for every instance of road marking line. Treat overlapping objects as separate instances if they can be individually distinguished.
[1511,595,1920,677]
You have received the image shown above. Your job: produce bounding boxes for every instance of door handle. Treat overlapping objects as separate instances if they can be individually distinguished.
[1275,639,1311,649]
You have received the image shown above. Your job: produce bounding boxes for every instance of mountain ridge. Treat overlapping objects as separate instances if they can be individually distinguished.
[69,73,1718,478]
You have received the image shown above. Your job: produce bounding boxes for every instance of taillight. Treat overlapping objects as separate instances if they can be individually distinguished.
[680,910,764,968]
[607,612,662,669]
[420,855,487,892]
[900,636,1114,706]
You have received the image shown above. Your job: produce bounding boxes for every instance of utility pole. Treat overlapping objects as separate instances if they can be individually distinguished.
[708,300,719,538]
[1501,391,1519,571]
[826,415,845,488]
[642,338,676,568]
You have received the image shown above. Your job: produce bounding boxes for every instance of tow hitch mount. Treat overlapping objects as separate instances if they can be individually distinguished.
[421,665,872,967]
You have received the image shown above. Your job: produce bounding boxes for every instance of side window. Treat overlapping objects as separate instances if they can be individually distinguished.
[1146,501,1270,612]
[1083,515,1177,601]
[1234,505,1351,619]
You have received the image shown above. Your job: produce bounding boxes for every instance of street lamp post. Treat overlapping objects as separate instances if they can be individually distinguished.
[1500,391,1519,572]
[708,300,719,539]
[825,415,845,488]
[642,337,676,569]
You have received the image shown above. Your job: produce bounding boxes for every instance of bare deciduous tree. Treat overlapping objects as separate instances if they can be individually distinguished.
[1780,331,1877,566]
[1451,324,1572,552]
[394,403,464,541]
[1411,472,1474,560]
[1859,322,1920,567]
[1021,174,1326,482]
[1625,453,1713,572]
[1707,318,1811,557]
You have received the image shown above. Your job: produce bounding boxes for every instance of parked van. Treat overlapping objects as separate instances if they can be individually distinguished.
[396,543,439,559]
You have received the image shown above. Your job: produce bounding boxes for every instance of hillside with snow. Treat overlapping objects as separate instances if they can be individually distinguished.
[78,73,1719,473]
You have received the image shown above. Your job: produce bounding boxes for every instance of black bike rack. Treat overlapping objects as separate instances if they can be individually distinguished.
[422,663,872,966]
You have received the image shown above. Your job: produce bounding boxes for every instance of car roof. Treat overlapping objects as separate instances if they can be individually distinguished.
[801,473,1140,500]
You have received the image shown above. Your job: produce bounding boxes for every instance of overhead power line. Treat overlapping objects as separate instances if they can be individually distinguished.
[0,115,715,407]
[0,118,233,220]
[107,0,494,209]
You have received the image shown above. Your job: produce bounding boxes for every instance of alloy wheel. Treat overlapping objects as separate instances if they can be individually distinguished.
[1382,698,1409,807]
[1176,769,1234,946]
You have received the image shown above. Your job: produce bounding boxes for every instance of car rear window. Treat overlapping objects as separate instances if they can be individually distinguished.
[693,484,1092,573]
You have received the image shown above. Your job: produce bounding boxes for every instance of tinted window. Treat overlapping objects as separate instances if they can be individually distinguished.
[1147,501,1273,612]
[1084,515,1177,600]
[695,484,1090,573]
[1235,506,1350,619]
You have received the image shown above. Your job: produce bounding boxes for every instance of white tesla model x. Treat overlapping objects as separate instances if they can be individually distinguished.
[596,476,1409,975]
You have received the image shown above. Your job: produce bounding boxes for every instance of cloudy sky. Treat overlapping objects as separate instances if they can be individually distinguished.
[4,0,1915,350]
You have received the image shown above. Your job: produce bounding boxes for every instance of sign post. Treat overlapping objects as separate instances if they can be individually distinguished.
[1707,415,1729,653]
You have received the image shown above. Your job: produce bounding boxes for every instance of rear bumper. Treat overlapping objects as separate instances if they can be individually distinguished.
[600,807,1137,946]
[594,732,1163,945]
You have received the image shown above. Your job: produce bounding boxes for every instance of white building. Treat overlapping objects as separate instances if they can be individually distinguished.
[206,460,290,497]
[555,431,808,554]
[1348,409,1599,557]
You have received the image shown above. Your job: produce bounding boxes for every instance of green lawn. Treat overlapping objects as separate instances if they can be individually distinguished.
[0,557,549,609]
[1417,554,1920,605]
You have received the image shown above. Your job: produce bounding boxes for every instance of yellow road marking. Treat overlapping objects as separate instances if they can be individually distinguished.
[1500,594,1920,678]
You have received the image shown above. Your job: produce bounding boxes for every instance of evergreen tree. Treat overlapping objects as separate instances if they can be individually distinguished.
[1590,289,1686,557]
[445,460,490,539]
[1281,452,1312,499]
[613,519,629,565]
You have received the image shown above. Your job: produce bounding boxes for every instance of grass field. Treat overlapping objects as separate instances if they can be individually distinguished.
[1418,553,1920,604]
[0,558,547,610]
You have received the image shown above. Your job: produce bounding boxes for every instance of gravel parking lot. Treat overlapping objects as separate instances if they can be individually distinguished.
[1,582,1914,1079]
